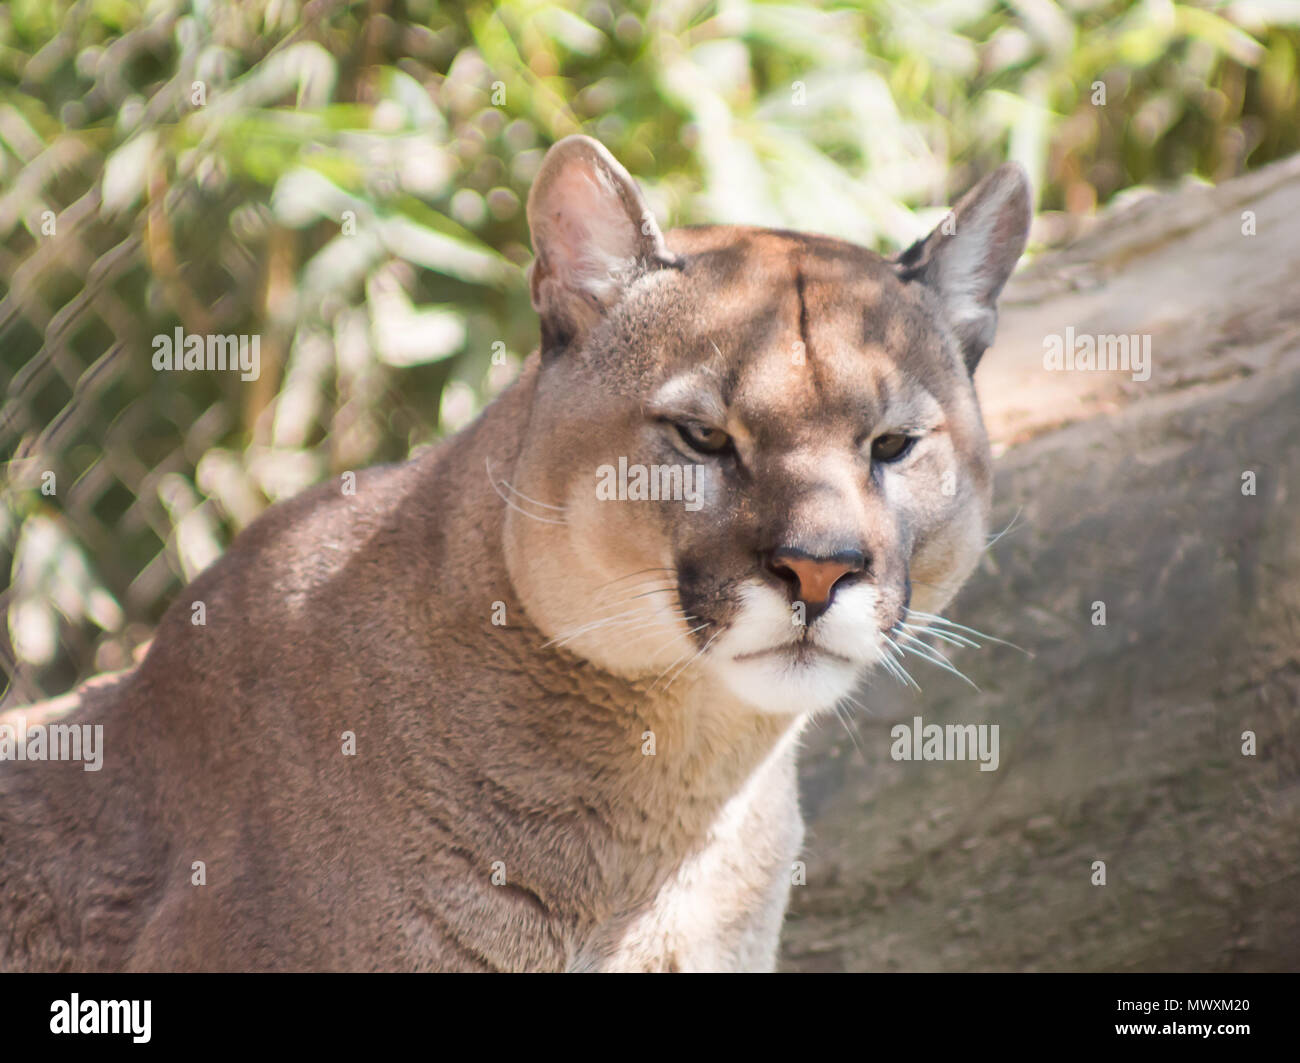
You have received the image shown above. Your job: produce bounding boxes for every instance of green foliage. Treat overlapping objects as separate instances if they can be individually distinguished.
[1,0,1297,699]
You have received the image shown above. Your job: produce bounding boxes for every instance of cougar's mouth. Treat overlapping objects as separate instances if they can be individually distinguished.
[733,642,852,665]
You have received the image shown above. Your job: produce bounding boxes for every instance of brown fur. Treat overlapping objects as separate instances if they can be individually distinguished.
[0,137,1030,971]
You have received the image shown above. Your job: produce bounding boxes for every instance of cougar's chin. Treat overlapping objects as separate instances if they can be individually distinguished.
[703,582,882,716]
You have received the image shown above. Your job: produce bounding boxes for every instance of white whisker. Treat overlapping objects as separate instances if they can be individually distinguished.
[985,505,1023,549]
[905,610,1031,656]
[485,457,567,525]
[544,607,659,648]
[878,634,921,691]
[649,624,712,688]
[899,621,978,650]
[663,627,722,692]
[895,630,980,691]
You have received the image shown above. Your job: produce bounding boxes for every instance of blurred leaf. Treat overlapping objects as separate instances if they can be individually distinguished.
[99,129,155,215]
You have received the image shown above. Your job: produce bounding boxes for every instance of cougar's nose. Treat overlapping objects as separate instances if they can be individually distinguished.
[765,548,867,623]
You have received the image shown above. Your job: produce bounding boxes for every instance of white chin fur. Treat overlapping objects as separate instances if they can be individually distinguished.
[703,582,881,715]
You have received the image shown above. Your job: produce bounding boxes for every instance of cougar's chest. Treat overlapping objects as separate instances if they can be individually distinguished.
[566,739,806,972]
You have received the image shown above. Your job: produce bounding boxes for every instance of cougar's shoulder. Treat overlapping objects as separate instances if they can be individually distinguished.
[0,672,162,972]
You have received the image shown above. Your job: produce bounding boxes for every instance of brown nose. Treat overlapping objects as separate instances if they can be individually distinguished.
[766,549,866,621]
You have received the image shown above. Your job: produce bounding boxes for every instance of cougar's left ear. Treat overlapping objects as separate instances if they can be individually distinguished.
[526,135,679,351]
[893,163,1032,373]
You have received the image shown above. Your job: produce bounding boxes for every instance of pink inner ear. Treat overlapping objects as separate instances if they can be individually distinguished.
[544,163,637,296]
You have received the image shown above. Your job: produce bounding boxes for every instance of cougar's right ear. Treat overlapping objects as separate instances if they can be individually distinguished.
[526,135,678,351]
[892,163,1032,374]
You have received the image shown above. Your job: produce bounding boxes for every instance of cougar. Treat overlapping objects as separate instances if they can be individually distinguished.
[0,136,1030,972]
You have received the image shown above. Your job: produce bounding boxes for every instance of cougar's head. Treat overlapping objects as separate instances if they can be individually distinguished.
[502,136,1030,715]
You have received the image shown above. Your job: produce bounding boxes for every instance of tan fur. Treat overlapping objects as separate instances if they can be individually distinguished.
[0,137,1029,971]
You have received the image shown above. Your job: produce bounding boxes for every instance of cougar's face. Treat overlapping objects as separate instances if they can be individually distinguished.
[504,137,1029,716]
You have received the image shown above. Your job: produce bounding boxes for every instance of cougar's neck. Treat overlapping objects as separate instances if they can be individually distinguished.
[411,357,805,846]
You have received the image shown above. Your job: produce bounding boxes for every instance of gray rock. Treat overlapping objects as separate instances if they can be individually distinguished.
[781,155,1300,973]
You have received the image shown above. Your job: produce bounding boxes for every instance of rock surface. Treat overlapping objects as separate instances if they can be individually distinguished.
[781,154,1300,972]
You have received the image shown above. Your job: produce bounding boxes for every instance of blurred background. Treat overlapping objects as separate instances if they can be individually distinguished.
[2,0,1299,706]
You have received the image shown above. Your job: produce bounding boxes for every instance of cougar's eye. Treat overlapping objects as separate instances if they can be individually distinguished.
[870,433,916,463]
[676,422,732,455]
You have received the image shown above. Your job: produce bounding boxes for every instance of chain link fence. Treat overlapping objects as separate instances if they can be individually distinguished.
[4,0,1298,708]
[0,2,529,708]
